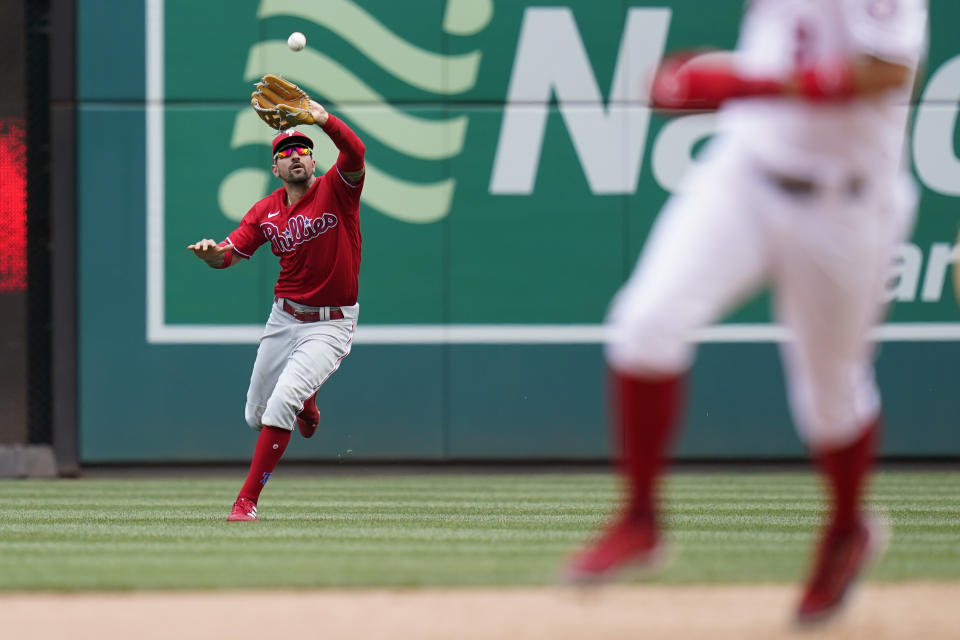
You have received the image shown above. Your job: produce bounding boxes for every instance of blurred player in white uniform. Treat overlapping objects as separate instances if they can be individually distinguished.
[565,0,928,625]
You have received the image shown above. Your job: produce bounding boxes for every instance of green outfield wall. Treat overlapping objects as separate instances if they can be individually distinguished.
[76,0,960,462]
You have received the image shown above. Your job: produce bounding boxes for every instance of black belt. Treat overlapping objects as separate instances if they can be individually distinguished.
[280,300,344,322]
[762,168,865,198]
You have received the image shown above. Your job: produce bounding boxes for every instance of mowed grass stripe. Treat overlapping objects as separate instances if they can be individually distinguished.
[3,471,951,492]
[0,471,957,590]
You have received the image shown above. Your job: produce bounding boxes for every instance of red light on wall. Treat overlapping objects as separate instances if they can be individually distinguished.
[0,118,27,292]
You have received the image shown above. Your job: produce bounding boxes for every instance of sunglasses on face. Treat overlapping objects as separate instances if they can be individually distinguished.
[274,146,312,160]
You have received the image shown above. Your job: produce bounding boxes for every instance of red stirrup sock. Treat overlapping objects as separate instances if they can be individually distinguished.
[237,425,292,503]
[814,418,879,533]
[611,369,685,522]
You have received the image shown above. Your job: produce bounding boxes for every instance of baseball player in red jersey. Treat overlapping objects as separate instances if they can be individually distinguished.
[565,0,928,625]
[188,100,365,522]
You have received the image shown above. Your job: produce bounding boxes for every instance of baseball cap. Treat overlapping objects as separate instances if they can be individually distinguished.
[272,129,314,156]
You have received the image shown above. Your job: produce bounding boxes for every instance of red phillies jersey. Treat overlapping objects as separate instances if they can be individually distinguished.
[226,166,363,306]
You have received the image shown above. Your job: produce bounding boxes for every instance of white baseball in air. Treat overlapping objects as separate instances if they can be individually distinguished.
[287,32,306,51]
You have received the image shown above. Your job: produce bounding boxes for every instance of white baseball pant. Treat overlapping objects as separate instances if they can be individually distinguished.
[244,299,358,431]
[605,139,917,448]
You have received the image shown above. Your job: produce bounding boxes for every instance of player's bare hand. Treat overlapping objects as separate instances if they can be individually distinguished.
[187,239,229,265]
[309,100,329,126]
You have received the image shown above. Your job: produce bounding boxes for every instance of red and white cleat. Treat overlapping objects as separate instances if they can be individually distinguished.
[563,516,665,584]
[795,513,890,626]
[296,392,320,439]
[226,497,258,522]
[296,411,319,439]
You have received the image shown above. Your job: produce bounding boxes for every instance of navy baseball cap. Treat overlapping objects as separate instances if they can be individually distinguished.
[272,129,314,156]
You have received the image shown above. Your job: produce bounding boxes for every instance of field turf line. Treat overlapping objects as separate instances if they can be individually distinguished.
[0,471,957,590]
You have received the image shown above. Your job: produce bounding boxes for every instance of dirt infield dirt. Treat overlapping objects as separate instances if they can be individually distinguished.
[3,583,958,639]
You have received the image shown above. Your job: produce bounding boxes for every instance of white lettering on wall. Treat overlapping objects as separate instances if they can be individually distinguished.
[490,7,671,194]
[921,243,958,301]
[651,113,717,192]
[913,54,960,196]
[885,242,960,303]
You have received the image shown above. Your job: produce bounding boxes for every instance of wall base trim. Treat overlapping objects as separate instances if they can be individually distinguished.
[0,445,58,478]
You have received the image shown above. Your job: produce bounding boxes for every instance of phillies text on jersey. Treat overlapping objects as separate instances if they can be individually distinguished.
[227,166,363,307]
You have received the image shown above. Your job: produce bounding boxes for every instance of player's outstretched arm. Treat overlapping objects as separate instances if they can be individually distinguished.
[649,53,780,110]
[650,53,914,111]
[775,55,913,100]
[310,100,365,184]
[187,238,239,269]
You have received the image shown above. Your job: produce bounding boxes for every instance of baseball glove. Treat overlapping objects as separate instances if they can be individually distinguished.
[250,74,316,130]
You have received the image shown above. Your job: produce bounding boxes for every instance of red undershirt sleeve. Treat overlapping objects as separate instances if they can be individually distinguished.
[321,114,366,173]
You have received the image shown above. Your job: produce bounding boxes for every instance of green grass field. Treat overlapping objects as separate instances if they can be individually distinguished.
[1,470,957,591]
